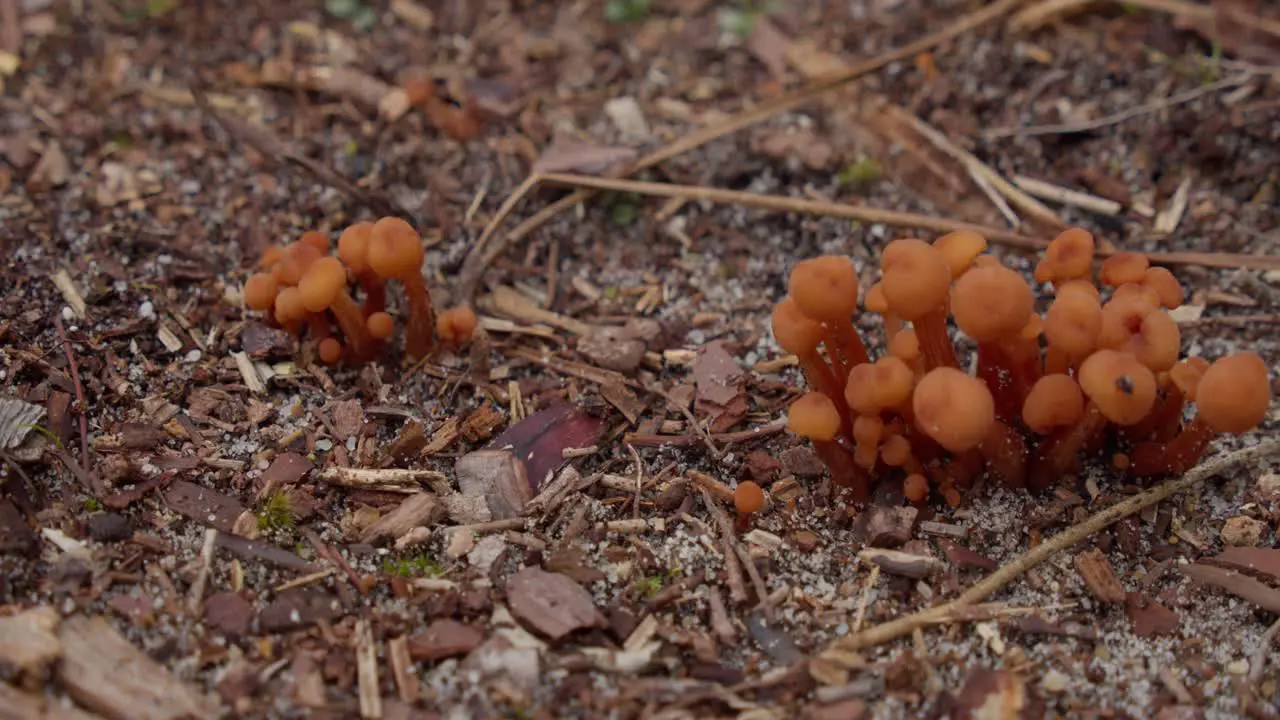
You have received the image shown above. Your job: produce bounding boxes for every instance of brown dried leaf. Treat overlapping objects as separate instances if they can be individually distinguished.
[952,668,1040,719]
[164,480,245,533]
[1205,546,1280,582]
[506,567,606,640]
[329,399,366,439]
[260,452,313,495]
[693,340,747,433]
[1125,592,1181,637]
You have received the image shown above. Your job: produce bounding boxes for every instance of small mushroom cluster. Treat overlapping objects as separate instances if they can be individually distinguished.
[772,228,1273,508]
[243,217,477,366]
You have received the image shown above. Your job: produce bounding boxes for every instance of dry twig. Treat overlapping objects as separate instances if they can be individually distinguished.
[538,173,1280,272]
[818,439,1280,658]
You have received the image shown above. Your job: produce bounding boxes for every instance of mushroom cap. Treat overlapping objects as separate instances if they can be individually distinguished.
[1142,267,1183,309]
[912,367,996,452]
[1099,252,1149,287]
[1022,374,1085,434]
[933,230,988,278]
[260,246,284,268]
[788,255,859,323]
[1196,352,1272,433]
[853,414,884,446]
[1035,228,1095,284]
[244,272,279,311]
[771,297,825,355]
[880,239,952,320]
[298,256,349,313]
[273,242,324,286]
[1169,356,1209,401]
[903,473,929,503]
[300,230,330,253]
[845,357,914,415]
[1098,292,1157,350]
[367,311,395,340]
[734,481,765,514]
[1044,282,1102,356]
[889,328,920,361]
[1124,310,1180,372]
[273,286,305,325]
[950,264,1034,343]
[318,338,343,365]
[338,222,375,273]
[864,282,889,313]
[788,392,842,441]
[880,434,913,467]
[367,217,425,280]
[1078,349,1158,425]
[437,306,479,346]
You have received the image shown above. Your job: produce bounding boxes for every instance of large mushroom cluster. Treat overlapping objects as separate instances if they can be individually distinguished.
[243,217,477,366]
[773,228,1273,507]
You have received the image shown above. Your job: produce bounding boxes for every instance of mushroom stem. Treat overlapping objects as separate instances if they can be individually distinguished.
[827,323,871,369]
[1127,418,1216,477]
[360,274,386,316]
[811,440,869,501]
[797,351,852,440]
[912,309,957,370]
[330,292,375,362]
[401,273,437,359]
[1028,404,1107,491]
[978,419,1027,488]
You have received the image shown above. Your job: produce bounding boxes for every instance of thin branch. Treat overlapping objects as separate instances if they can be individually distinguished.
[52,314,103,496]
[983,74,1251,139]
[817,439,1280,657]
[537,173,1280,273]
[454,0,1030,304]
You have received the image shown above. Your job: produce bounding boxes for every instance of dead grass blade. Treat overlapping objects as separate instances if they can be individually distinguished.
[538,173,1280,272]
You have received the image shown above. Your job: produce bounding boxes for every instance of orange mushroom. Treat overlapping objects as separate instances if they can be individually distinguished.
[788,255,870,373]
[912,368,995,453]
[734,481,766,531]
[880,239,956,370]
[368,217,435,360]
[437,306,479,348]
[950,263,1037,422]
[788,392,866,497]
[1129,352,1271,476]
[297,256,374,362]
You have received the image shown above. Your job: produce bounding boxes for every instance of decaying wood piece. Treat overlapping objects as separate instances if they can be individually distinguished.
[1074,549,1126,603]
[355,619,381,720]
[360,492,445,544]
[316,466,448,493]
[55,615,218,719]
[858,548,941,579]
[0,605,62,689]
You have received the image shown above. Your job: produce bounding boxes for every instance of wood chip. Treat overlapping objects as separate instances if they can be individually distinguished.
[50,269,86,318]
[506,567,606,640]
[1074,548,1126,603]
[316,466,447,493]
[354,619,381,720]
[0,606,62,687]
[857,548,940,579]
[231,351,265,394]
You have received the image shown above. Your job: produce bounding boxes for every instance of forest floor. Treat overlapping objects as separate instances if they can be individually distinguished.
[2,0,1280,718]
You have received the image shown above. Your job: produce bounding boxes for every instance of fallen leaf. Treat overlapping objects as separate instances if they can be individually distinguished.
[1125,592,1181,637]
[260,452,313,495]
[693,340,748,433]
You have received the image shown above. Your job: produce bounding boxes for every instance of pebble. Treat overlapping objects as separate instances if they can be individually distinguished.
[1226,659,1249,676]
[315,439,333,452]
[1041,669,1070,693]
[139,301,155,319]
[184,349,202,363]
[86,512,133,542]
[61,307,73,321]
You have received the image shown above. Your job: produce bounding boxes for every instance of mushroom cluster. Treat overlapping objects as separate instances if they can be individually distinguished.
[243,218,477,366]
[773,228,1273,507]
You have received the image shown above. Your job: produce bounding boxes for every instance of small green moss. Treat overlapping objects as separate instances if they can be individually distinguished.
[839,156,883,187]
[604,0,652,23]
[256,491,295,532]
[380,552,444,577]
[634,575,664,596]
[603,285,621,300]
[84,497,103,513]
